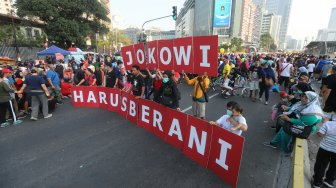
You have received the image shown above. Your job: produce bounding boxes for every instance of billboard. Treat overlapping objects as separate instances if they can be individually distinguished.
[213,0,232,28]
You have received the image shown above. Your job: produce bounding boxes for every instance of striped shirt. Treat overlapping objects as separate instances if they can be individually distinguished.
[319,121,336,153]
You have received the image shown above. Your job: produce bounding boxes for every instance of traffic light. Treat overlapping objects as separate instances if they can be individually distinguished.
[172,6,177,20]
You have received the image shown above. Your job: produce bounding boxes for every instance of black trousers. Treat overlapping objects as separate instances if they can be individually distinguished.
[0,101,16,124]
[313,147,336,185]
[259,82,270,102]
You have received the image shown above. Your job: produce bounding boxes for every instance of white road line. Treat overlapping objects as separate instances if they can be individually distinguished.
[181,93,219,112]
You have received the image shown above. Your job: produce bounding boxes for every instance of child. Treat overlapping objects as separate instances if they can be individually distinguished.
[122,74,132,94]
[312,112,336,188]
[210,101,248,135]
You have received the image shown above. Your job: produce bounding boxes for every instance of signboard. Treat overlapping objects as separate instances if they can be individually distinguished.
[213,0,233,28]
[71,86,244,187]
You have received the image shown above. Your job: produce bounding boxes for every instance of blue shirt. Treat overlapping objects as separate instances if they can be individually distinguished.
[47,70,60,87]
[8,77,14,85]
[24,75,45,96]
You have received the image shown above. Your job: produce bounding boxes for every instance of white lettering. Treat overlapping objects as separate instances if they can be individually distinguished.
[159,47,172,65]
[188,126,207,155]
[173,46,191,66]
[148,47,156,64]
[73,91,83,102]
[168,118,183,141]
[99,92,107,104]
[87,91,97,103]
[199,45,211,67]
[121,97,127,112]
[129,100,136,117]
[109,93,119,107]
[126,51,133,65]
[141,105,150,123]
[136,49,145,64]
[153,110,163,131]
[215,139,232,171]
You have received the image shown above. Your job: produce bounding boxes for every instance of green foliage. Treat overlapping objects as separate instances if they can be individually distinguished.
[97,30,132,49]
[15,0,110,48]
[230,37,243,52]
[260,33,276,52]
[0,24,45,47]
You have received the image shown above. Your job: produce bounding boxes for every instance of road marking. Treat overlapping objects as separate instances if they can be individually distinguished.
[182,93,219,112]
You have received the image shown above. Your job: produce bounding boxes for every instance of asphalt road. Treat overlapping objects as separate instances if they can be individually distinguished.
[0,84,282,188]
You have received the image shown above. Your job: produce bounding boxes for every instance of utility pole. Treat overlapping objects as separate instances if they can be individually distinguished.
[10,10,20,60]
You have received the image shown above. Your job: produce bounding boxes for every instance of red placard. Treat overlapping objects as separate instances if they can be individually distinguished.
[106,88,121,114]
[146,40,159,70]
[133,43,146,69]
[193,35,218,76]
[148,102,168,140]
[119,91,129,118]
[97,87,109,110]
[120,45,135,71]
[157,39,174,71]
[208,125,244,188]
[137,99,155,133]
[172,37,193,74]
[127,94,139,124]
[163,108,188,150]
[73,86,99,108]
[71,86,87,107]
[183,115,212,168]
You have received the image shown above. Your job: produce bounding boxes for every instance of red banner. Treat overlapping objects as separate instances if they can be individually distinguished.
[183,115,212,168]
[71,86,244,187]
[208,125,244,188]
[120,36,218,76]
[163,107,188,150]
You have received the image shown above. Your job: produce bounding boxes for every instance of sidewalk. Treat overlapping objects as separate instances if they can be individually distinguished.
[307,80,323,177]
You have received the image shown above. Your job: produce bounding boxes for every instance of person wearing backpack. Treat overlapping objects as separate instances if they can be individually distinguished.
[183,72,210,120]
[47,63,62,104]
[278,57,294,91]
[155,71,180,111]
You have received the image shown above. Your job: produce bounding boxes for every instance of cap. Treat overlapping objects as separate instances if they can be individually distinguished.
[2,68,13,73]
[280,91,287,98]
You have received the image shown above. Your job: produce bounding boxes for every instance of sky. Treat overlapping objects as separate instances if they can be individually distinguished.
[110,0,336,41]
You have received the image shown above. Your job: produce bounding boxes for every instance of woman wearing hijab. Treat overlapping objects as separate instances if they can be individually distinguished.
[264,91,324,152]
[258,61,275,105]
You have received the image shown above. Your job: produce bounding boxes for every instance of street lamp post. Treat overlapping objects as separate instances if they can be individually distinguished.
[95,32,99,53]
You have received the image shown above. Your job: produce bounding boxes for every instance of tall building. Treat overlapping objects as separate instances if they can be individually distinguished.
[124,27,141,44]
[240,0,256,44]
[328,7,336,29]
[176,0,245,45]
[265,0,292,49]
[175,0,195,38]
[0,0,15,15]
[260,13,282,46]
[98,0,113,31]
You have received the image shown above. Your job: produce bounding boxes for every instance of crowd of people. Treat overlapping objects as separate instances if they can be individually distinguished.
[0,51,335,187]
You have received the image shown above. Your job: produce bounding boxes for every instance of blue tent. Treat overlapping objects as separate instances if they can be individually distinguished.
[37,45,70,56]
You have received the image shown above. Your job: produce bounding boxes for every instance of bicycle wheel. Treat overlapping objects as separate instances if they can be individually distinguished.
[241,88,249,98]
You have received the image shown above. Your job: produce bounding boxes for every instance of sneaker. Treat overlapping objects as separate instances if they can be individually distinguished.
[56,101,63,105]
[259,98,262,101]
[44,114,53,119]
[18,115,26,119]
[263,142,277,149]
[323,180,333,188]
[226,92,231,96]
[265,101,268,105]
[0,122,10,128]
[30,117,38,121]
[13,120,23,125]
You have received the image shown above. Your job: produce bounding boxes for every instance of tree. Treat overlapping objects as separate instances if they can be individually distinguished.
[260,33,275,52]
[95,29,132,53]
[15,0,110,48]
[230,37,243,52]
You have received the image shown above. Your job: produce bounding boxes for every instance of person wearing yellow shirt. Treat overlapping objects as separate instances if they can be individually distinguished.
[183,73,210,120]
[222,60,231,79]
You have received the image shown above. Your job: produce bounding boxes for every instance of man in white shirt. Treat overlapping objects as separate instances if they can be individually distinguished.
[278,57,294,91]
[307,62,316,79]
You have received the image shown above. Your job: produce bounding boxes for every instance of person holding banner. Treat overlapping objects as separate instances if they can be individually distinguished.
[155,71,180,111]
[209,101,248,135]
[183,73,210,120]
[130,65,145,99]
